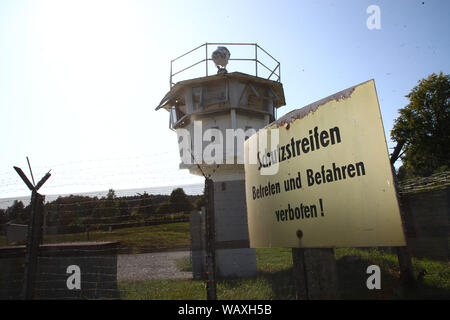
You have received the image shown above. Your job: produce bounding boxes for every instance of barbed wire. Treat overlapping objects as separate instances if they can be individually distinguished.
[0,172,202,188]
[0,152,180,176]
[0,179,204,201]
[0,198,200,211]
[0,151,206,201]
[1,216,190,230]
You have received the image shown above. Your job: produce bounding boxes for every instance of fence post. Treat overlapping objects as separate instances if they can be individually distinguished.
[204,178,217,300]
[391,166,415,287]
[13,164,51,300]
[393,206,416,288]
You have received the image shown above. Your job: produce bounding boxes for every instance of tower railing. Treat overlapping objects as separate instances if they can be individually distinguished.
[169,43,281,88]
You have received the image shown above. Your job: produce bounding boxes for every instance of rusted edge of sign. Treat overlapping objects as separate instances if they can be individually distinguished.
[272,80,373,130]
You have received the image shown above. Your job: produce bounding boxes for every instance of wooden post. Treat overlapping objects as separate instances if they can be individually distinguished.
[393,197,415,287]
[204,178,217,300]
[292,248,339,300]
[390,163,415,287]
[291,248,308,299]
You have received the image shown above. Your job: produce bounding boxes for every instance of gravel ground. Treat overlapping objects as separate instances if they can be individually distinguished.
[117,250,192,281]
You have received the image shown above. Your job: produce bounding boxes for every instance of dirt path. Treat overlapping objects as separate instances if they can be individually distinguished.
[117,250,192,281]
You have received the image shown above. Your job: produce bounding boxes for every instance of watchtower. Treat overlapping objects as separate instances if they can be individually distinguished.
[156,43,286,277]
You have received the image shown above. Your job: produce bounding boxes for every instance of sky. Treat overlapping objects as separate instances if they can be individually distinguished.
[0,0,449,200]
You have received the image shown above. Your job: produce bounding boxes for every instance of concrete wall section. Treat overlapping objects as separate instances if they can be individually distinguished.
[401,187,449,261]
[215,248,257,278]
[6,223,27,245]
[0,242,119,300]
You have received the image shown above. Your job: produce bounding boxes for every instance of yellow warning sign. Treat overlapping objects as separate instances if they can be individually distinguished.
[244,80,406,248]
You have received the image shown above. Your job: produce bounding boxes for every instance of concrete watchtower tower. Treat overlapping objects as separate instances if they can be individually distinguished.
[156,43,285,277]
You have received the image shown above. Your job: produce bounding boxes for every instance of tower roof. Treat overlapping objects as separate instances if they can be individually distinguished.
[155,72,286,111]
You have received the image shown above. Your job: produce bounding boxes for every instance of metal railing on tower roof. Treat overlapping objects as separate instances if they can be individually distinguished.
[169,43,281,89]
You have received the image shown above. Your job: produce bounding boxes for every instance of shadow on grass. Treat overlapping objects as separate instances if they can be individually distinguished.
[214,255,450,300]
[257,268,297,299]
[336,255,450,300]
[215,268,297,300]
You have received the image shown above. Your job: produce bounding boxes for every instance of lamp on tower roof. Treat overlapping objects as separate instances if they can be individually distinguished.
[211,46,230,74]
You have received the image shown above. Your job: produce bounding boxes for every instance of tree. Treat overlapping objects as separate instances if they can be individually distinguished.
[6,200,25,223]
[391,72,450,179]
[169,188,192,213]
[117,199,130,219]
[194,195,206,210]
[106,189,116,200]
[21,204,32,225]
[93,199,119,218]
[137,192,154,219]
[156,201,171,215]
[0,209,7,225]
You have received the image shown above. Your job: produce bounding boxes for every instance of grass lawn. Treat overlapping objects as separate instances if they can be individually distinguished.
[40,222,191,254]
[119,248,295,300]
[119,248,450,300]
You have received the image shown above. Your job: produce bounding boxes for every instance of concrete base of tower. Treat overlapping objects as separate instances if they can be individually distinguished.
[215,248,257,278]
[213,178,257,278]
[188,165,257,278]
